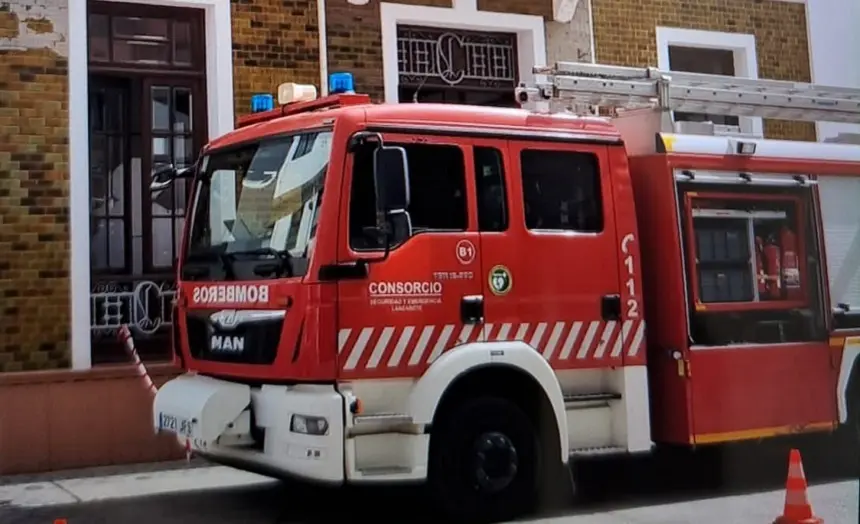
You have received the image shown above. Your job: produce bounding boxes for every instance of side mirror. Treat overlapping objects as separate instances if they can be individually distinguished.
[150,164,195,192]
[150,164,177,192]
[372,146,410,213]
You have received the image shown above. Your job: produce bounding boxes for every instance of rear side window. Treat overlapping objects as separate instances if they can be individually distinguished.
[520,149,603,232]
[349,142,468,250]
[474,146,508,232]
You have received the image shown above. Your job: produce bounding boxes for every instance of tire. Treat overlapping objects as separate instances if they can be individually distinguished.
[849,394,860,445]
[429,396,541,523]
[845,375,860,445]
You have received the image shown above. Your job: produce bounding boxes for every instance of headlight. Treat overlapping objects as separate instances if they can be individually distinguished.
[290,414,329,436]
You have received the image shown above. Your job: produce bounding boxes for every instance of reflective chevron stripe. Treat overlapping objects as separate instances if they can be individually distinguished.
[338,319,646,372]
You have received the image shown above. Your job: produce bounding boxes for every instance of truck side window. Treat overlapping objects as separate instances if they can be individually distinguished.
[474,146,508,232]
[349,142,468,250]
[520,149,603,233]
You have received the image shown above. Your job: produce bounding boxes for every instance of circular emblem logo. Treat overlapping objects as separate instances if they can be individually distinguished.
[488,265,512,296]
[455,239,476,265]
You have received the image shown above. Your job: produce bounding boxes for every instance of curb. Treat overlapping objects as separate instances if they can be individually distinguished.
[0,462,275,509]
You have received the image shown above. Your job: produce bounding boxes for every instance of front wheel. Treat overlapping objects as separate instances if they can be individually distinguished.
[429,396,541,523]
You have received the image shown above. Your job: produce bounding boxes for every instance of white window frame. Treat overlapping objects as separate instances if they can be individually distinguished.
[656,26,763,139]
[380,0,546,104]
[68,0,235,370]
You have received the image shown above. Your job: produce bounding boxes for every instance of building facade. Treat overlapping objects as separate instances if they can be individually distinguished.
[0,0,856,474]
[591,0,814,141]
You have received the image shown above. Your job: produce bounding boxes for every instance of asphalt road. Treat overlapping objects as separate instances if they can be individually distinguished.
[2,434,858,524]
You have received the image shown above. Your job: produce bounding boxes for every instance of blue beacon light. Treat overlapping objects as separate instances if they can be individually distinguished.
[251,94,275,113]
[329,72,355,95]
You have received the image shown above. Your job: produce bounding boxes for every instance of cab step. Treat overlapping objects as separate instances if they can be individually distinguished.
[570,445,628,457]
[356,465,413,476]
[563,392,621,408]
[353,413,413,425]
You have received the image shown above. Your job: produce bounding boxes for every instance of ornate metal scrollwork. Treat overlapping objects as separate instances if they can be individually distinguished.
[91,278,177,338]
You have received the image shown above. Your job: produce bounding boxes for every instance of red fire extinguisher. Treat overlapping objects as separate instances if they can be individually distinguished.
[780,226,802,299]
[763,235,782,299]
[755,236,768,296]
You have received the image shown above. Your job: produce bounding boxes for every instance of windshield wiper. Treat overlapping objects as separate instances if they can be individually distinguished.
[223,247,295,278]
[184,249,233,279]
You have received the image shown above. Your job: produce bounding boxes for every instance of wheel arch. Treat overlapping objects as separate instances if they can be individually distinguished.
[408,341,568,465]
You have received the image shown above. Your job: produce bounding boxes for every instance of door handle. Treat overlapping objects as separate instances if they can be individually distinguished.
[601,294,621,321]
[460,295,484,325]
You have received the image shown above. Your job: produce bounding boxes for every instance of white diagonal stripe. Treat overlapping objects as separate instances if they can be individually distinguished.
[387,326,415,368]
[529,322,547,348]
[338,329,352,355]
[610,320,633,358]
[558,321,582,360]
[514,323,530,341]
[408,325,436,366]
[592,321,617,359]
[496,323,512,341]
[344,327,373,370]
[542,322,566,360]
[366,326,395,369]
[479,323,494,342]
[457,324,474,345]
[576,321,601,359]
[427,324,456,364]
[627,321,646,357]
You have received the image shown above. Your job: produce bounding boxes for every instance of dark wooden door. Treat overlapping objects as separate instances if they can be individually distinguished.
[87,3,207,364]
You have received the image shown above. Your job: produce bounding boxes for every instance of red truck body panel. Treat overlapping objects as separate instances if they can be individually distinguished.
[628,153,850,444]
[171,94,851,447]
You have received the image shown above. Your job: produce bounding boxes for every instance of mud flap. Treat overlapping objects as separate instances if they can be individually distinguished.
[153,373,251,449]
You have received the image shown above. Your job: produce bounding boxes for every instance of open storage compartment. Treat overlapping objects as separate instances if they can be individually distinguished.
[677,182,828,347]
[685,192,808,313]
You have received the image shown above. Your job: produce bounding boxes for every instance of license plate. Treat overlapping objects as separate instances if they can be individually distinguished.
[158,413,193,437]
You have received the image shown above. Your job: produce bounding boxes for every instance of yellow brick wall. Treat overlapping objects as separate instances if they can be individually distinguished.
[591,0,815,141]
[0,0,71,371]
[231,0,322,120]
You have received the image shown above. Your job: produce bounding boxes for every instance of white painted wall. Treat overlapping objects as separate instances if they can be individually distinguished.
[805,0,860,141]
[545,0,593,65]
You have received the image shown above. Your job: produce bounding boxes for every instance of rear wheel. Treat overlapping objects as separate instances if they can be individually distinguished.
[429,396,541,523]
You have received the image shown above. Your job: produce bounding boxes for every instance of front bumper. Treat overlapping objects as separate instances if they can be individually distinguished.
[153,373,345,483]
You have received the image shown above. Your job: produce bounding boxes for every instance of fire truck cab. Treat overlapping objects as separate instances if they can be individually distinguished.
[150,68,860,522]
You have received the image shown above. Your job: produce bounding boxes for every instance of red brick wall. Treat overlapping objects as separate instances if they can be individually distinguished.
[0,0,71,372]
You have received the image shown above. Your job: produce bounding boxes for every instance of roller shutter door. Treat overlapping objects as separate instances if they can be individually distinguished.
[819,175,860,312]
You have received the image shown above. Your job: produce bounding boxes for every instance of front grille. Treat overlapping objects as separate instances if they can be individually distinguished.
[186,312,283,365]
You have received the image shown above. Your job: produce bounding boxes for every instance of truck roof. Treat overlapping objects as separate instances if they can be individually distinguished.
[207,100,623,152]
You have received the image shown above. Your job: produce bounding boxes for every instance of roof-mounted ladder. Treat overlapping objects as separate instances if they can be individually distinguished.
[516,62,860,126]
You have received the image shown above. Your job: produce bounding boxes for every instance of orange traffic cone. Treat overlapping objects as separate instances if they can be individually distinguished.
[773,449,823,524]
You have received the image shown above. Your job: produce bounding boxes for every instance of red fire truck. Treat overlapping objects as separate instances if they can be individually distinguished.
[150,64,860,521]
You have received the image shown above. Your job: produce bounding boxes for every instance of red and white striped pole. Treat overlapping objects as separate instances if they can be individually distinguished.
[118,324,192,463]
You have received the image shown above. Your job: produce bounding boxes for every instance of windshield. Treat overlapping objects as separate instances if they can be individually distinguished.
[185,130,332,279]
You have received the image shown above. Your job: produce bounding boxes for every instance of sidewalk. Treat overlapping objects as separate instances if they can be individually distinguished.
[0,459,275,509]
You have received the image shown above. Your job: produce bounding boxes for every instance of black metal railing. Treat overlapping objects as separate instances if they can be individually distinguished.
[90,274,176,364]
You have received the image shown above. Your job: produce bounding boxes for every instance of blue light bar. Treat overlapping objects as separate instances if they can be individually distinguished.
[329,72,355,95]
[251,94,274,113]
